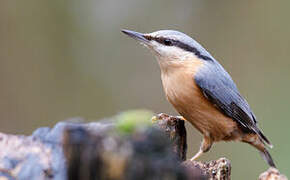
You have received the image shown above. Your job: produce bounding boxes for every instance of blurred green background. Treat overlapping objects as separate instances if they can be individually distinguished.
[0,0,289,179]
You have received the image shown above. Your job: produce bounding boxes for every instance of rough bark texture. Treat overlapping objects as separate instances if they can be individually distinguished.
[259,168,288,180]
[63,125,189,180]
[0,113,287,180]
[152,113,187,161]
[182,158,231,180]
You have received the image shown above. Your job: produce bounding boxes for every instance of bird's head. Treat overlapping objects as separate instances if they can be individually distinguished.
[122,29,213,63]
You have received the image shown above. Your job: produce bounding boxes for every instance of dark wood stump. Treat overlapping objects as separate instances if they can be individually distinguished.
[0,112,287,180]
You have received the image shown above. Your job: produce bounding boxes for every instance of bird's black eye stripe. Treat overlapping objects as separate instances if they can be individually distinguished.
[144,35,213,61]
[158,38,173,46]
[155,37,173,46]
[163,39,172,46]
[145,36,174,46]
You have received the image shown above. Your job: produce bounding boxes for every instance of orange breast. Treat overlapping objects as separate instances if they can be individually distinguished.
[159,59,238,141]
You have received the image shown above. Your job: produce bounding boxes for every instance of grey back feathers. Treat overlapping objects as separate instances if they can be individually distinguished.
[192,41,273,148]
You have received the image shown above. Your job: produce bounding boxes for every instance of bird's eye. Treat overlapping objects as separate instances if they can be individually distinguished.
[163,39,172,46]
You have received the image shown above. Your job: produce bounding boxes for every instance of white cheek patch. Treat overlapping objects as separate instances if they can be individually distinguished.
[154,45,194,61]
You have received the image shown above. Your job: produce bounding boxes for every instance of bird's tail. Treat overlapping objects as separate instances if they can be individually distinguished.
[259,148,276,168]
[254,128,273,148]
[256,129,276,167]
[244,132,276,167]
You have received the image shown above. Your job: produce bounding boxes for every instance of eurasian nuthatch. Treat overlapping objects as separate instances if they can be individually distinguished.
[122,29,275,167]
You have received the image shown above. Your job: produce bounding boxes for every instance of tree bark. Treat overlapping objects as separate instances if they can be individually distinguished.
[0,113,287,180]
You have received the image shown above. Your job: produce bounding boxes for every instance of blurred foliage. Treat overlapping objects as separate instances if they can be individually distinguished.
[0,0,289,179]
[116,109,153,134]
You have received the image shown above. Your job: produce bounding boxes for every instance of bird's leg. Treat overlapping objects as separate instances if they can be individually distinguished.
[190,149,203,161]
[190,136,212,161]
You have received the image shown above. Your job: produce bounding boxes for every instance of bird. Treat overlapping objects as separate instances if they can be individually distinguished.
[121,29,275,167]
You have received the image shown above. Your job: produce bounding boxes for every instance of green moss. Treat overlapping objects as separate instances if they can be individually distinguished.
[116,109,154,134]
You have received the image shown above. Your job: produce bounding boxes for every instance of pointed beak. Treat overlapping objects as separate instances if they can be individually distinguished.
[121,29,150,44]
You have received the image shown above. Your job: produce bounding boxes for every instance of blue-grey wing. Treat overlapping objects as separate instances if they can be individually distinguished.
[194,62,257,133]
[194,61,272,146]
